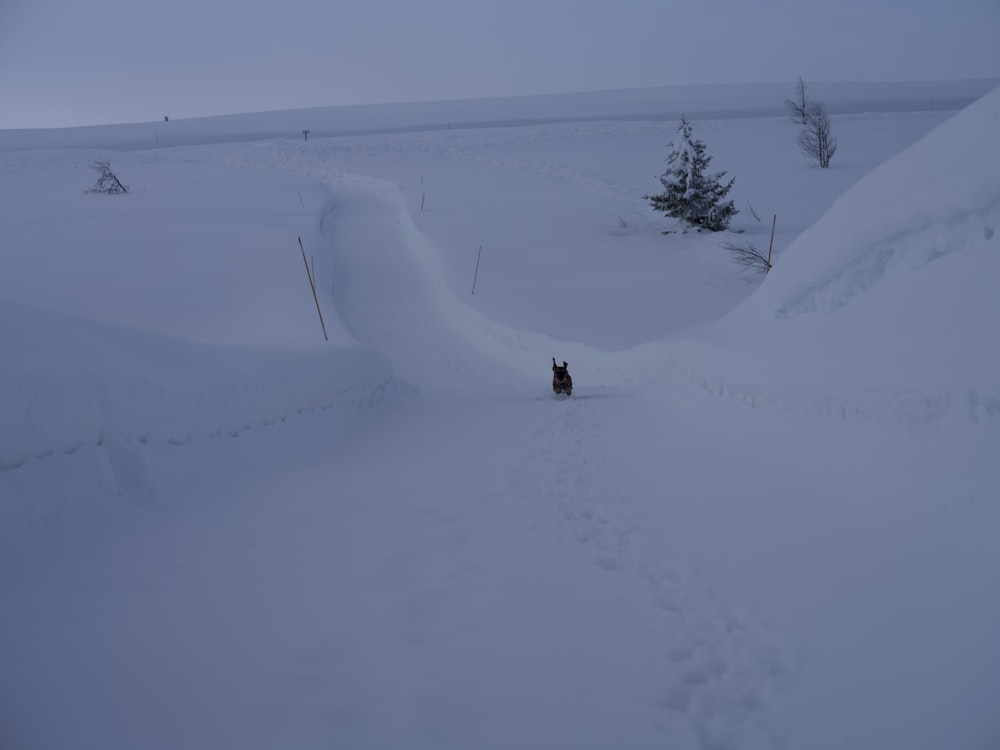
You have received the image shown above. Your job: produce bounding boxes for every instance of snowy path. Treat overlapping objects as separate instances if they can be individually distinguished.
[296,173,788,748]
[2,171,788,750]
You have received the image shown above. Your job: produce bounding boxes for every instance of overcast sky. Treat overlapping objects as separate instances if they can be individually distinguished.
[2,0,998,129]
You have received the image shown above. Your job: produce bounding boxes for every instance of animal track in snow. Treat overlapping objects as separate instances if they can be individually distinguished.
[538,394,789,749]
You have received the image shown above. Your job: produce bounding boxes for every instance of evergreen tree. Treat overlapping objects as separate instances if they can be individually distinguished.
[646,117,736,232]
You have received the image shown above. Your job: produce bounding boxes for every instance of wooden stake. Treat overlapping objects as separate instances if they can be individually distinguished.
[298,191,304,208]
[766,214,776,272]
[298,236,328,341]
[471,245,482,295]
[421,192,426,211]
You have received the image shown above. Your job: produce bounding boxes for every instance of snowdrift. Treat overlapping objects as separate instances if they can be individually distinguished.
[0,156,394,476]
[0,299,391,472]
[753,85,1000,319]
[669,86,1000,423]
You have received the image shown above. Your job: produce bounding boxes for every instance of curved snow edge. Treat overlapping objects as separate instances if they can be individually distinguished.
[0,301,394,472]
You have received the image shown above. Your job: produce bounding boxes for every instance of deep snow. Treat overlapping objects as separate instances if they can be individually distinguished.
[1,81,999,750]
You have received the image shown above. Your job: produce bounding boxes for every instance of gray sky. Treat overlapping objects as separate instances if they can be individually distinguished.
[2,0,998,128]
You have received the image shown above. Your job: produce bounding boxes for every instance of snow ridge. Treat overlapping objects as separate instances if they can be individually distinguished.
[0,300,393,472]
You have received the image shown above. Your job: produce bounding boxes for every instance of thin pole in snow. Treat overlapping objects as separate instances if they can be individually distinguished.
[471,245,482,295]
[766,215,776,272]
[298,236,328,341]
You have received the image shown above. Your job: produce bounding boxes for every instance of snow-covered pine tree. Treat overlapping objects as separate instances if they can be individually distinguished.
[646,117,736,232]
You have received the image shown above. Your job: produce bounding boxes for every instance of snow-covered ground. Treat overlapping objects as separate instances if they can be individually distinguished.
[2,80,998,750]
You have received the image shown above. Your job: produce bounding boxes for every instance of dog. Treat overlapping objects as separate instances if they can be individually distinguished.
[552,357,573,396]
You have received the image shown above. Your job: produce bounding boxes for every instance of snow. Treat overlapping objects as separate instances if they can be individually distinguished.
[2,80,999,750]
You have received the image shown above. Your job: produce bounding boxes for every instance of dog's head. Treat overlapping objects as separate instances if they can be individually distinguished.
[552,357,570,382]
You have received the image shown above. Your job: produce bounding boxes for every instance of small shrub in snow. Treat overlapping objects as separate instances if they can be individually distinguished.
[86,159,129,194]
[724,241,772,273]
[645,117,737,232]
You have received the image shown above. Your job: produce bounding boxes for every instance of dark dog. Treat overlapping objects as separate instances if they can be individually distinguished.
[552,358,573,396]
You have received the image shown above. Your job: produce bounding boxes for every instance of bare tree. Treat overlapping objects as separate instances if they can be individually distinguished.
[798,101,838,168]
[86,159,129,194]
[785,76,810,125]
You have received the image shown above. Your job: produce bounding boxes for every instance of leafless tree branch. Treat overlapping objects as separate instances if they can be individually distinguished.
[86,159,129,194]
[725,241,772,272]
[785,76,810,125]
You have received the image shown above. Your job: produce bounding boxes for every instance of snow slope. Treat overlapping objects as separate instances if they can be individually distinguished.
[666,85,1000,424]
[2,82,998,750]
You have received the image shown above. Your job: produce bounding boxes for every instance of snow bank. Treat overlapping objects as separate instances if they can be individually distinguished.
[0,299,391,471]
[668,86,1000,422]
[756,86,1000,319]
[0,156,393,475]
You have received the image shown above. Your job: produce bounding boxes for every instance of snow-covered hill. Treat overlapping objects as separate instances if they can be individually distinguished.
[1,79,994,152]
[663,86,1000,424]
[2,82,998,750]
